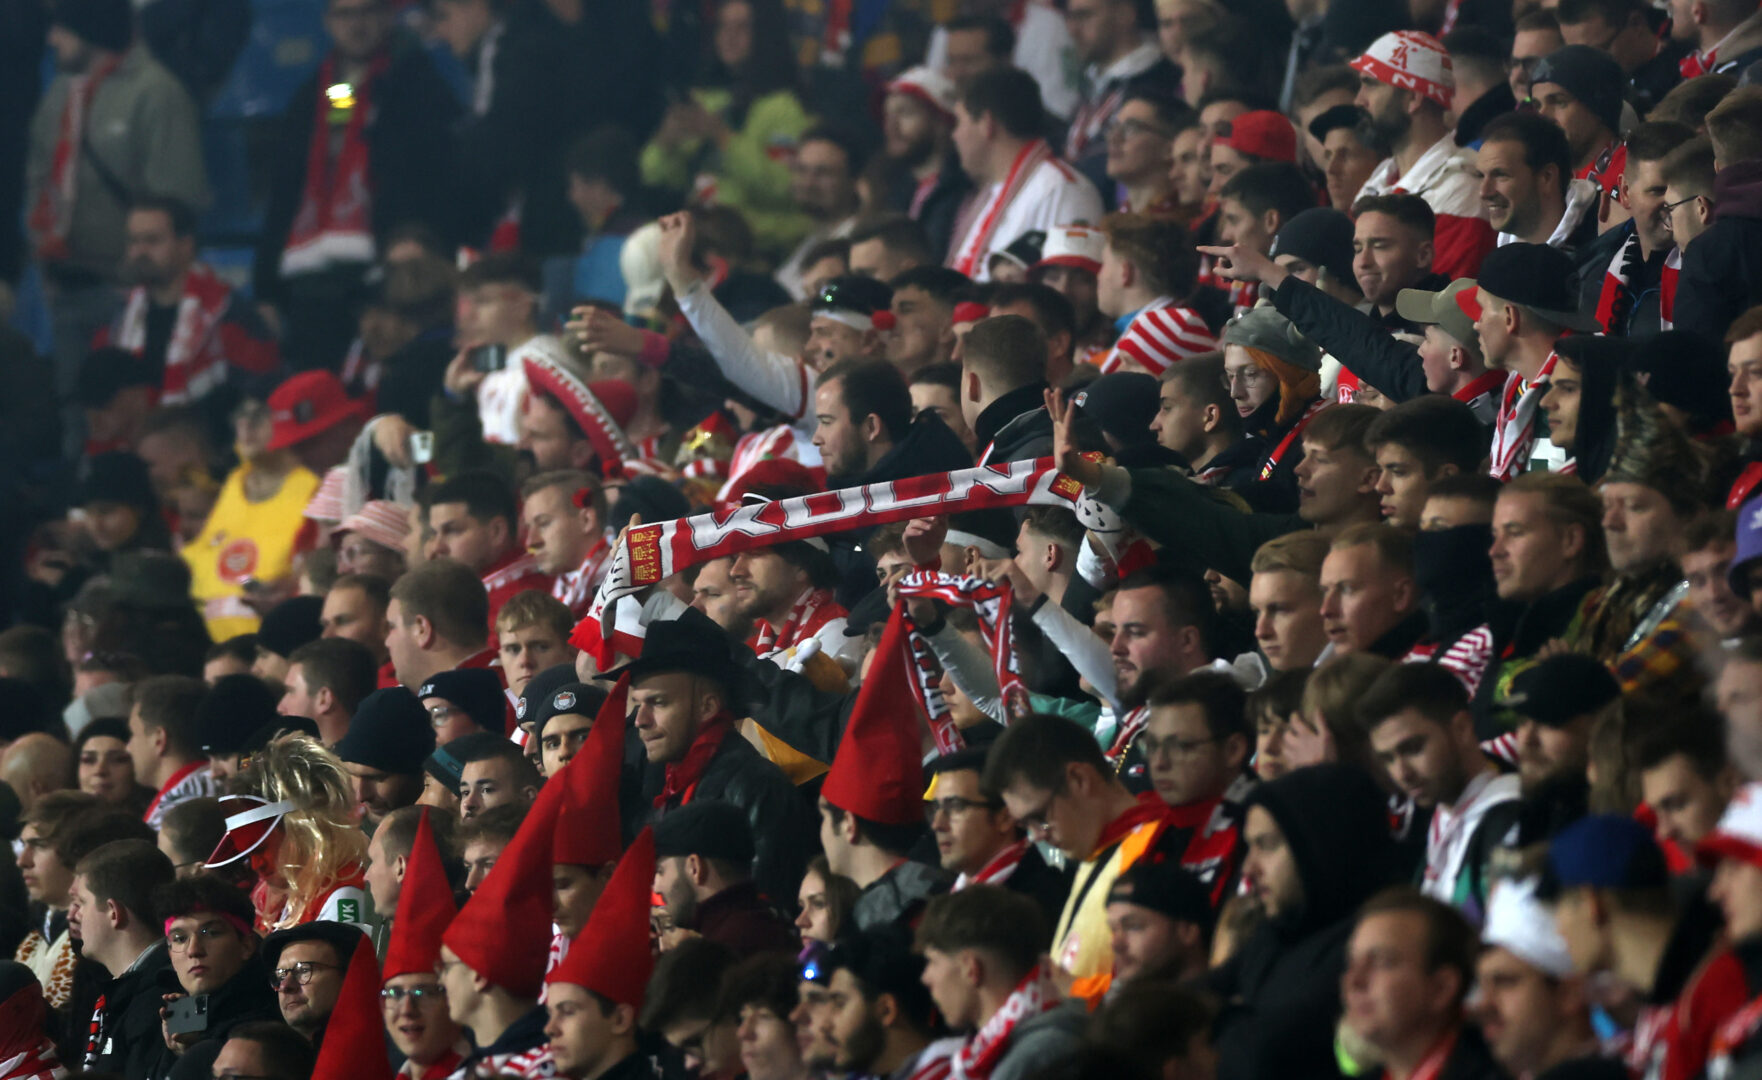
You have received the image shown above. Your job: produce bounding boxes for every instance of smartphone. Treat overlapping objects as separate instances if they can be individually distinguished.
[408,431,434,465]
[165,994,210,1036]
[239,577,263,594]
[469,344,509,373]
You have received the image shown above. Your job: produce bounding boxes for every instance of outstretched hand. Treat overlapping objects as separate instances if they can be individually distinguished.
[1195,241,1287,289]
[656,212,702,293]
[902,516,948,567]
[1045,388,1101,488]
[567,305,646,358]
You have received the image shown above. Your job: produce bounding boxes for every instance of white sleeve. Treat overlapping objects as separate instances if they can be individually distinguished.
[675,279,815,419]
[926,621,1007,723]
[1030,599,1119,710]
[317,886,372,933]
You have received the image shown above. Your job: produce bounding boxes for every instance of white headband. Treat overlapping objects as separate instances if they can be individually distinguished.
[813,309,874,333]
[945,530,1010,559]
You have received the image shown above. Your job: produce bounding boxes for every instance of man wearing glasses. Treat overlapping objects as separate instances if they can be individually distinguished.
[925,748,1071,927]
[150,873,279,1075]
[260,921,364,1046]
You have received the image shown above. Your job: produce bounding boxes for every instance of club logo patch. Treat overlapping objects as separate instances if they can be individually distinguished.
[553,691,577,711]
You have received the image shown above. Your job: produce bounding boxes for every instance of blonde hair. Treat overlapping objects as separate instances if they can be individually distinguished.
[246,735,369,930]
[1300,653,1390,774]
[1250,531,1330,579]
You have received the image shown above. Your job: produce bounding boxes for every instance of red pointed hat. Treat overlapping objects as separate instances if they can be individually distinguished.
[441,752,567,998]
[553,675,628,868]
[547,828,657,1008]
[382,809,457,981]
[523,355,638,477]
[310,931,396,1080]
[820,603,926,825]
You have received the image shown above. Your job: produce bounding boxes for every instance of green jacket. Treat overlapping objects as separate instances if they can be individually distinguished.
[640,87,813,259]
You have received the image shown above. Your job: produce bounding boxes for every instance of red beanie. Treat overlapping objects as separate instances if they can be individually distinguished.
[819,604,926,825]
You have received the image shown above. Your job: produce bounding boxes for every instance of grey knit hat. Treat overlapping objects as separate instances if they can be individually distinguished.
[1219,306,1322,372]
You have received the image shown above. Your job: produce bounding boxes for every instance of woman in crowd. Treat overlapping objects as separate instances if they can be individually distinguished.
[74,718,153,816]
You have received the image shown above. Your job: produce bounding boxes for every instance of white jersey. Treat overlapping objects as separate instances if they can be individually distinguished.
[1421,770,1520,915]
[950,150,1103,283]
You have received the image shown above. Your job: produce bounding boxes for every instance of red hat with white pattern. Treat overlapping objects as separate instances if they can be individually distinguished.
[523,356,639,478]
[1697,782,1762,870]
[1034,226,1106,276]
[331,499,410,553]
[887,66,957,122]
[1350,31,1455,110]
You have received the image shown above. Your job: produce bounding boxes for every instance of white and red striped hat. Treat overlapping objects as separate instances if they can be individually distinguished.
[523,356,639,479]
[887,66,957,122]
[1035,225,1106,276]
[1698,782,1762,870]
[304,466,348,524]
[1350,31,1454,110]
[332,499,410,553]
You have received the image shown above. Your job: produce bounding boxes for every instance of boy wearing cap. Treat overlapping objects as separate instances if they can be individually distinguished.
[1503,652,1620,795]
[1206,111,1297,200]
[1102,860,1214,987]
[1308,105,1386,216]
[876,70,971,260]
[1474,878,1617,1079]
[1545,815,1751,1080]
[1094,214,1216,378]
[525,679,606,779]
[1350,31,1496,279]
[1030,227,1113,365]
[418,669,506,745]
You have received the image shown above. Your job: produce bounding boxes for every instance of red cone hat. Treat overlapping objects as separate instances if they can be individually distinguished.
[547,828,656,1009]
[381,809,457,981]
[554,675,628,868]
[310,932,395,1080]
[819,603,925,824]
[440,752,567,999]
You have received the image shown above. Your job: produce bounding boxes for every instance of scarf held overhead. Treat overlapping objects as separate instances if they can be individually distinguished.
[579,458,1084,664]
[896,571,1031,720]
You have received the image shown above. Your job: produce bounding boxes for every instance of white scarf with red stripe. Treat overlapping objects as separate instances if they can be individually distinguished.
[113,264,234,404]
[1099,298,1218,376]
[897,571,1030,719]
[952,140,1055,277]
[576,458,1084,666]
[749,586,844,658]
[951,962,1063,1080]
[954,838,1031,891]
[1489,351,1559,481]
[28,53,123,262]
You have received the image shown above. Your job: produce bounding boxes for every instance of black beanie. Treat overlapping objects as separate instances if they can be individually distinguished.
[53,0,134,51]
[78,452,158,513]
[195,674,280,756]
[256,596,324,659]
[335,687,435,774]
[1270,208,1357,289]
[1076,373,1160,450]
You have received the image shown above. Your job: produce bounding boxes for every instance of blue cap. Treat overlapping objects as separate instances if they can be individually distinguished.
[1540,814,1669,898]
[1730,495,1762,598]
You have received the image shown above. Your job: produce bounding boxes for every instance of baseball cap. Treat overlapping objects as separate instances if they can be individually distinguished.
[1394,279,1480,349]
[1498,654,1620,727]
[991,230,1047,275]
[887,66,956,121]
[1456,244,1602,332]
[524,680,609,739]
[1696,782,1762,871]
[1034,225,1105,276]
[1216,111,1297,163]
[1538,814,1669,898]
[1306,103,1368,143]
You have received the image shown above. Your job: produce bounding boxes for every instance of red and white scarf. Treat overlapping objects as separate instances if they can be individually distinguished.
[1260,398,1330,482]
[1594,228,1645,334]
[551,538,610,620]
[955,838,1030,891]
[900,609,963,754]
[1099,298,1217,376]
[577,458,1084,665]
[280,55,387,277]
[952,140,1055,277]
[896,571,1030,719]
[717,424,805,503]
[28,52,123,262]
[1660,247,1680,330]
[1065,85,1127,161]
[1489,351,1559,481]
[951,961,1064,1080]
[749,586,845,657]
[113,263,233,403]
[1106,705,1150,765]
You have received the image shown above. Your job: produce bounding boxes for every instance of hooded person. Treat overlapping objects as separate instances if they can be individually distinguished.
[1539,334,1629,483]
[817,605,947,932]
[308,939,395,1080]
[548,679,629,962]
[1207,763,1403,1080]
[381,810,469,1079]
[543,830,658,1080]
[1208,306,1325,514]
[439,740,570,1075]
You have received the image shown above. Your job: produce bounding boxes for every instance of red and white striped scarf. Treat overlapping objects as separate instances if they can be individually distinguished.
[551,538,610,620]
[1065,85,1127,161]
[716,424,803,503]
[281,55,386,277]
[28,52,123,262]
[902,610,964,755]
[576,458,1083,666]
[749,587,844,657]
[1107,705,1151,765]
[951,962,1064,1080]
[952,140,1055,277]
[113,263,233,404]
[1660,247,1680,330]
[897,571,1031,719]
[1099,298,1218,376]
[1593,227,1645,334]
[955,838,1031,891]
[1489,351,1559,481]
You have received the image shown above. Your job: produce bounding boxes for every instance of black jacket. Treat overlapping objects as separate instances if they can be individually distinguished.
[89,942,175,1080]
[1437,1024,1514,1080]
[154,954,282,1080]
[974,384,1054,466]
[1270,276,1427,402]
[881,148,973,263]
[461,1003,551,1074]
[1209,765,1401,1080]
[852,860,947,932]
[639,723,817,906]
[1677,160,1762,345]
[1455,83,1516,147]
[254,34,462,301]
[1576,221,1670,338]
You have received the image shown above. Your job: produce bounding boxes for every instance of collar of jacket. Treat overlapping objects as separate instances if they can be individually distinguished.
[1509,575,1603,652]
[1455,82,1517,147]
[1368,609,1429,660]
[973,382,1050,452]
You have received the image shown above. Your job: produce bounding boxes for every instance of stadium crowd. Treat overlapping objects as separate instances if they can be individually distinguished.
[7,0,1762,1075]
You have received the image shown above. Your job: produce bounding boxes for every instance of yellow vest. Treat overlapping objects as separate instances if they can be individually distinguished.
[183,464,320,641]
[1054,820,1166,1005]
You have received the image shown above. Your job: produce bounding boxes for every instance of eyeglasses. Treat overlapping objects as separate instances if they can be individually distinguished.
[1139,733,1222,759]
[380,985,447,1007]
[927,796,997,820]
[271,961,340,989]
[427,705,467,729]
[1660,194,1703,229]
[1105,117,1171,142]
[1014,787,1063,838]
[1222,367,1270,391]
[168,923,236,952]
